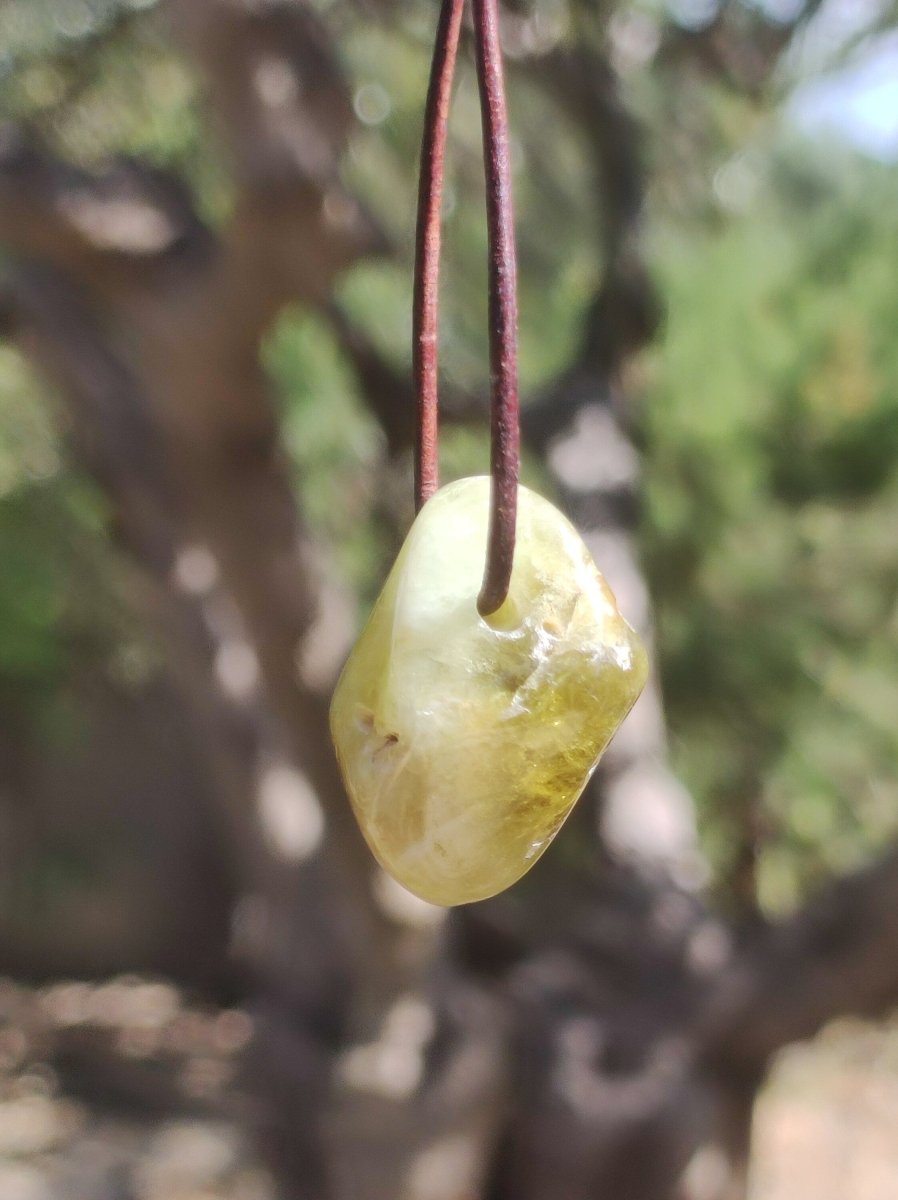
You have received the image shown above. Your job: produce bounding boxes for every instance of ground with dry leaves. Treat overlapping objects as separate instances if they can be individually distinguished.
[0,975,896,1200]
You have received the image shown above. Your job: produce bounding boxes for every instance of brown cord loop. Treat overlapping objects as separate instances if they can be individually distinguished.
[412,0,464,512]
[412,0,520,616]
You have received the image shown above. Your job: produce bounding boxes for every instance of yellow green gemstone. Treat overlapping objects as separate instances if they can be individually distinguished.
[330,476,647,906]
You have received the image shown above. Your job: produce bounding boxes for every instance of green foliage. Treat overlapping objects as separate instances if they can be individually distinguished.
[643,144,898,911]
[0,0,230,221]
[264,307,391,609]
[340,28,598,395]
[0,347,149,726]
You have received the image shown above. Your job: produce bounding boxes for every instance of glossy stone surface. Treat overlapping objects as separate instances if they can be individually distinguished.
[330,476,648,906]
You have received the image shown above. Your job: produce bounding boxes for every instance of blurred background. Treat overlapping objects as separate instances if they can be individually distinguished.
[1,1,897,1198]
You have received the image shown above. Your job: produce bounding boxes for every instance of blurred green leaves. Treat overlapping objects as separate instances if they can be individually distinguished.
[0,347,144,723]
[643,142,898,912]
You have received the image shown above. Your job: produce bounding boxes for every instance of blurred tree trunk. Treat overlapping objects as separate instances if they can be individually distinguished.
[4,3,898,1200]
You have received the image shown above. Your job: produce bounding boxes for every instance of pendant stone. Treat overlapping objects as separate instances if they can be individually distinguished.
[330,476,648,906]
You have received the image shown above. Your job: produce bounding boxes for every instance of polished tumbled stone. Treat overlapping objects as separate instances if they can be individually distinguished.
[330,476,647,906]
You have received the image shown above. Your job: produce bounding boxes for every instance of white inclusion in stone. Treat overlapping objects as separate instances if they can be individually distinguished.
[257,763,325,862]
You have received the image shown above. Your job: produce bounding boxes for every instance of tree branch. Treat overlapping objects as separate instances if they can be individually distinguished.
[166,0,389,319]
[0,129,208,287]
[709,845,898,1071]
